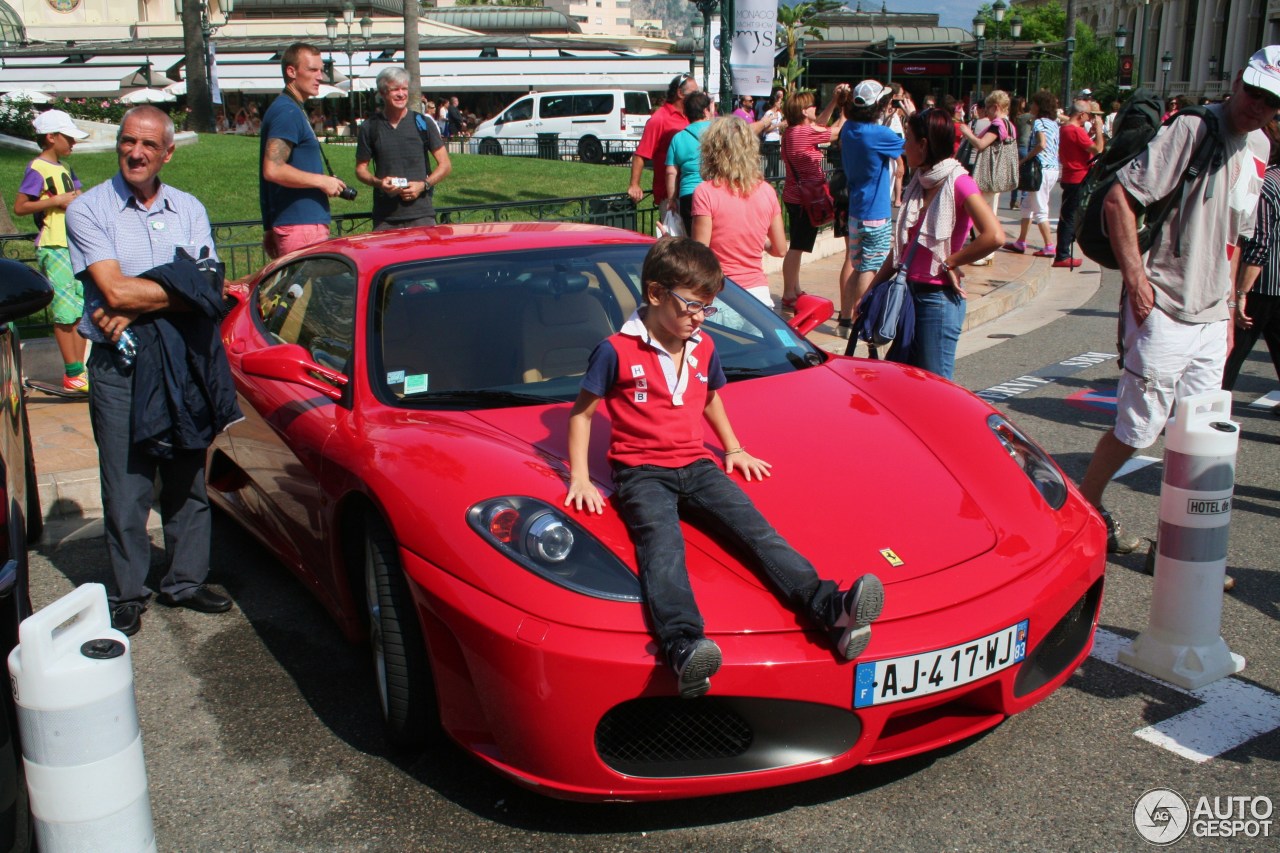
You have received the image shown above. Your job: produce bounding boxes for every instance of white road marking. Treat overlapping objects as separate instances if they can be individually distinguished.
[1090,628,1280,762]
[1114,455,1160,479]
[1246,389,1280,410]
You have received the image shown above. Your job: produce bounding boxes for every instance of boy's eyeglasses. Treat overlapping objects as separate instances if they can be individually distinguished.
[665,289,719,317]
[1243,82,1280,110]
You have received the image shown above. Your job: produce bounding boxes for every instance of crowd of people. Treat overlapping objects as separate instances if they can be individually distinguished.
[211,91,479,140]
[10,40,1280,634]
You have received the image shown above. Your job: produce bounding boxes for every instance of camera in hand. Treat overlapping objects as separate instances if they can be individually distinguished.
[390,177,409,189]
[338,185,358,201]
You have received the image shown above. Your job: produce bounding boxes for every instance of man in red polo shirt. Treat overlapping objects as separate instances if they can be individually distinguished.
[1053,100,1105,267]
[627,74,700,205]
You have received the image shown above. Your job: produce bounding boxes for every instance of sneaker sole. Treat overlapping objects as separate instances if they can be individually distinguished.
[837,624,872,661]
[835,574,885,628]
[678,643,722,699]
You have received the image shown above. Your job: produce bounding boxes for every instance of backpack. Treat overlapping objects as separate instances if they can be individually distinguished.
[1075,90,1225,268]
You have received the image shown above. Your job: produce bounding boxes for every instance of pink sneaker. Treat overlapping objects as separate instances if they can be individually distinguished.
[1004,240,1026,253]
[1033,245,1056,257]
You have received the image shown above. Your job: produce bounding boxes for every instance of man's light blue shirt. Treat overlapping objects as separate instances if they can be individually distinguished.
[67,172,215,342]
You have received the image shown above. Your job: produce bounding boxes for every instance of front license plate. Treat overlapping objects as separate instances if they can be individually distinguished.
[854,620,1029,708]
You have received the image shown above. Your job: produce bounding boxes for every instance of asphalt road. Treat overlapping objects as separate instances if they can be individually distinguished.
[27,269,1279,852]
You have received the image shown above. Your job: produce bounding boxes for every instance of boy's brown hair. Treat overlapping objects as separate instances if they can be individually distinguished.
[642,237,723,300]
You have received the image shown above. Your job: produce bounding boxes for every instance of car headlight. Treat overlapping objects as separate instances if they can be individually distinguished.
[467,497,642,602]
[987,414,1068,510]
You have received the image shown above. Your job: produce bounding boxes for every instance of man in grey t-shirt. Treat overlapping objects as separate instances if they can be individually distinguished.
[355,66,451,231]
[1080,47,1278,555]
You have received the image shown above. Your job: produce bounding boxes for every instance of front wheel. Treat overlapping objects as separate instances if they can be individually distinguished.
[362,511,436,748]
[478,137,502,156]
[577,136,604,164]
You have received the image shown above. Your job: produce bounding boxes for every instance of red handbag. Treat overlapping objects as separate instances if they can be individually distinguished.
[795,180,835,227]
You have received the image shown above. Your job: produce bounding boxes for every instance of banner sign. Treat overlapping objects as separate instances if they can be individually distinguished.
[731,0,778,96]
[875,62,953,76]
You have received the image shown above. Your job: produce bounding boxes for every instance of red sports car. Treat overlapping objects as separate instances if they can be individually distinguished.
[209,222,1106,802]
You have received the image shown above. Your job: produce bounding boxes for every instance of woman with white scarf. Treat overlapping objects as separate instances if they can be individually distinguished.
[874,108,1004,378]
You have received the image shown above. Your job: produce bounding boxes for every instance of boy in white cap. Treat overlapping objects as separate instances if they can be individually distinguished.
[1080,46,1279,561]
[14,110,90,392]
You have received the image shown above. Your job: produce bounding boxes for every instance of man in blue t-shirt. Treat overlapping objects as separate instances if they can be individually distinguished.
[838,80,905,340]
[259,42,349,259]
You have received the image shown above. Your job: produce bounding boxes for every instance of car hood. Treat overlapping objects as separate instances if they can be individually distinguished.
[467,361,1007,630]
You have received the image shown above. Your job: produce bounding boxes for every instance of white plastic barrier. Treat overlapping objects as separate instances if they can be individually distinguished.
[1119,390,1244,689]
[7,583,155,853]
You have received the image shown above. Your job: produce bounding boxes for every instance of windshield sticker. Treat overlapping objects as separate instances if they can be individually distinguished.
[386,370,405,385]
[404,373,429,394]
[774,329,797,347]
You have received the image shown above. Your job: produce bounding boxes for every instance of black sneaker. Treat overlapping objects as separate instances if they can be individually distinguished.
[668,637,722,699]
[829,575,885,661]
[1100,508,1142,555]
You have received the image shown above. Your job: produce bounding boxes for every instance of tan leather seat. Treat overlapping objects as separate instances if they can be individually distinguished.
[520,274,613,383]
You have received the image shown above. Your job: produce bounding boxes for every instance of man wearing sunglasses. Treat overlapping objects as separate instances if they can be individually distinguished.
[1080,46,1279,560]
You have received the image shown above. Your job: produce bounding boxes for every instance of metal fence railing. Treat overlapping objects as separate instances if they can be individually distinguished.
[2,177,790,337]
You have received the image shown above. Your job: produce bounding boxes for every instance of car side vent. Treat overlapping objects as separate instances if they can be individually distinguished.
[1014,579,1104,697]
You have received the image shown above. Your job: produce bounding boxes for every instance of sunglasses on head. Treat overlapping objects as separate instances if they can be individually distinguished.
[1243,82,1280,110]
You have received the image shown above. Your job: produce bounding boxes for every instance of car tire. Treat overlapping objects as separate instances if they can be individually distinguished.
[478,138,502,156]
[362,511,436,749]
[578,136,604,164]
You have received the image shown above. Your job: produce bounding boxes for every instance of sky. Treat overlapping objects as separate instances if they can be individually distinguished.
[836,1,976,29]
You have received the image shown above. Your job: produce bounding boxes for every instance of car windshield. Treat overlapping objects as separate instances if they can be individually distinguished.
[372,244,825,408]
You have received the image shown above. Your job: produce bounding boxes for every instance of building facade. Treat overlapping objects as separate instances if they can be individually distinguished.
[1026,0,1272,99]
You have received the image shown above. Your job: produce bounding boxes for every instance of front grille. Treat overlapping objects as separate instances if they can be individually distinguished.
[596,698,752,766]
[596,697,861,779]
[1014,579,1104,697]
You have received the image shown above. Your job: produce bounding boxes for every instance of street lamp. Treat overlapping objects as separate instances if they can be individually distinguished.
[199,0,235,103]
[325,2,372,119]
[1208,55,1218,83]
[1161,49,1173,98]
[886,34,896,84]
[1064,35,1076,106]
[990,0,1005,88]
[689,0,717,94]
[1116,24,1128,88]
[973,15,986,105]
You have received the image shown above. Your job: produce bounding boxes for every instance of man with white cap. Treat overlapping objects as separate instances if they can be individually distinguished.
[836,79,904,341]
[1080,46,1279,559]
[14,110,90,393]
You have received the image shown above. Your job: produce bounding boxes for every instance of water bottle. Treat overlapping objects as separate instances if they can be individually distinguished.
[115,327,139,369]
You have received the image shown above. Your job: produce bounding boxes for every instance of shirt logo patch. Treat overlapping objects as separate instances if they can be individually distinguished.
[695,371,708,384]
[634,391,647,403]
[636,378,647,390]
[631,365,646,378]
[688,353,699,368]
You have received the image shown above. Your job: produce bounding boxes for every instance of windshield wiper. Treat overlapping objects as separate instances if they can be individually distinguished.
[406,389,564,406]
[722,366,769,379]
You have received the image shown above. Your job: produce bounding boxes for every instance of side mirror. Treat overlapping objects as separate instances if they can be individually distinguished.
[494,114,506,125]
[787,294,834,337]
[0,260,53,325]
[241,343,347,401]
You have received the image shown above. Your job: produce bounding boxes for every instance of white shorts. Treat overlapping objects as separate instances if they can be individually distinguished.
[1115,303,1228,449]
[1022,165,1059,225]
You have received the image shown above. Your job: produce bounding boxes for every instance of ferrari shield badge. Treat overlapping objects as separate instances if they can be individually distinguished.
[879,548,904,567]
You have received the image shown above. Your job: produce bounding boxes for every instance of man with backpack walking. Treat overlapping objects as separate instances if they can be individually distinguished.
[1078,47,1277,555]
[356,66,452,231]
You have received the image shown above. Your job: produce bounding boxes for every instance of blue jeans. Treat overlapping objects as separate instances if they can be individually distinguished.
[902,284,966,380]
[613,458,839,652]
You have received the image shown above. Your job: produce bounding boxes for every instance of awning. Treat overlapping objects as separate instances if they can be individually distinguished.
[0,61,169,97]
[370,55,691,93]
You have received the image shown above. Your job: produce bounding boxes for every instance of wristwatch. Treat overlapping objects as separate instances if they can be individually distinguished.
[939,260,953,273]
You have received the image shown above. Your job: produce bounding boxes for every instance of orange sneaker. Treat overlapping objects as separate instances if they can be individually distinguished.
[62,374,89,394]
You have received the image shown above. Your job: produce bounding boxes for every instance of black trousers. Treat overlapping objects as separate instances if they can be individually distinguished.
[1223,292,1280,390]
[1055,180,1083,261]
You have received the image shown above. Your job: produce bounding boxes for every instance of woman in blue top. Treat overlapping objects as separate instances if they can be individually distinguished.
[664,91,714,235]
[1005,89,1060,256]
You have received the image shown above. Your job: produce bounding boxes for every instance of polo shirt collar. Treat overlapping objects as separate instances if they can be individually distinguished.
[109,172,175,214]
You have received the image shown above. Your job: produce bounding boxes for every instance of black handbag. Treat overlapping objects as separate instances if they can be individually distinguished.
[1018,156,1043,192]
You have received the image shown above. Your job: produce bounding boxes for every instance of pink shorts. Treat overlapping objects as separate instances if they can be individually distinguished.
[264,223,331,260]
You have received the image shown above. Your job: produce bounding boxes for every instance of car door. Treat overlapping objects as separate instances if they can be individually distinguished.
[224,256,356,592]
[493,96,536,141]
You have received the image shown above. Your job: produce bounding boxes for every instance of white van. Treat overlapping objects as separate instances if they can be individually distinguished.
[468,90,652,163]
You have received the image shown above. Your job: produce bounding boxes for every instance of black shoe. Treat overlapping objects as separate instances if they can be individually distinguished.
[668,637,722,699]
[157,585,233,613]
[1100,508,1143,555]
[835,318,853,339]
[111,601,145,636]
[829,575,885,660]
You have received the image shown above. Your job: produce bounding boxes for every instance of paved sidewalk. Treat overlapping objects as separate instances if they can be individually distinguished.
[22,213,1064,526]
